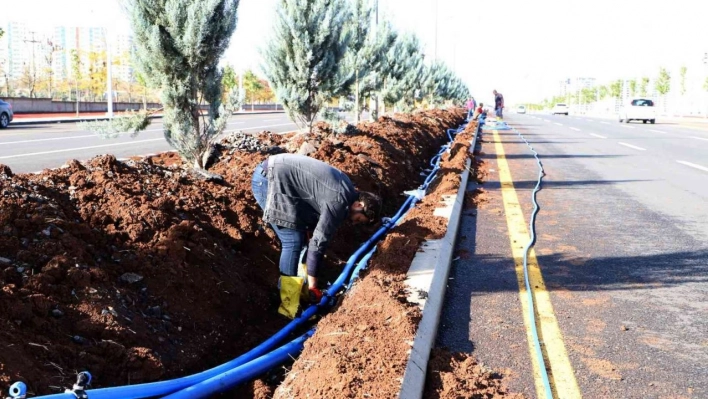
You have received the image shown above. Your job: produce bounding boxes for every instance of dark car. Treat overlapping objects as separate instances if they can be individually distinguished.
[0,99,13,128]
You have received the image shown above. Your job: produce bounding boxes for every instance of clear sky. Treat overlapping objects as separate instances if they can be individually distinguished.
[4,0,707,104]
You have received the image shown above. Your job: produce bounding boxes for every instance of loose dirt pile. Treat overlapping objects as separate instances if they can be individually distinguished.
[424,349,527,399]
[0,109,463,396]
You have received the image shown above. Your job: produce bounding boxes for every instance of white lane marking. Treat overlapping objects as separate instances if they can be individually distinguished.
[620,125,635,129]
[570,127,581,132]
[690,136,708,142]
[585,119,593,122]
[601,121,610,125]
[0,138,165,160]
[554,122,563,126]
[618,142,646,151]
[542,119,550,122]
[676,160,708,172]
[262,118,282,122]
[0,128,163,145]
[649,129,667,134]
[1,120,248,145]
[590,133,607,139]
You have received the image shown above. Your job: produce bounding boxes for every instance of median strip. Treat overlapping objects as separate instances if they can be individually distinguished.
[618,142,646,151]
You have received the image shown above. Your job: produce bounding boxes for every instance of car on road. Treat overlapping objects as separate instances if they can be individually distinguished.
[552,103,569,115]
[0,99,13,129]
[517,105,526,114]
[619,98,656,124]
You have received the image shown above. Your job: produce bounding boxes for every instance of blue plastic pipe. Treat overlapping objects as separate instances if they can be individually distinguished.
[161,331,315,399]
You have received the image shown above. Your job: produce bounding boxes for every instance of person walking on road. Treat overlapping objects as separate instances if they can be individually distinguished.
[493,89,505,119]
[251,154,381,318]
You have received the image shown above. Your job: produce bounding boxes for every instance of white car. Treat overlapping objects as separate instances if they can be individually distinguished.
[552,103,569,115]
[517,105,526,114]
[619,98,656,124]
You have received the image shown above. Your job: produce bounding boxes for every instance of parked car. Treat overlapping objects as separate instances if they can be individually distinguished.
[517,105,526,114]
[619,98,656,124]
[552,103,569,115]
[0,99,13,128]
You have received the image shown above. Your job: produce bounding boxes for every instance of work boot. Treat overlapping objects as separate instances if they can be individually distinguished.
[278,276,305,319]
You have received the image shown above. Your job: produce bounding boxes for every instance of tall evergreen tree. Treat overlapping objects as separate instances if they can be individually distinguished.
[337,0,391,122]
[83,0,239,169]
[264,0,351,133]
[381,33,424,112]
[361,21,397,118]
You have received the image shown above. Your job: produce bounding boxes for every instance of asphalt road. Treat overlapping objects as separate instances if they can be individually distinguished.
[0,113,299,174]
[438,114,707,398]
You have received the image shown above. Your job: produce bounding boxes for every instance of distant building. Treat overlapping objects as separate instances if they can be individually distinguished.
[1,21,134,84]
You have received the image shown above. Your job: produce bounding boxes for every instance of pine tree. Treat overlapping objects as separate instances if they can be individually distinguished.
[84,0,239,169]
[361,21,397,118]
[381,33,424,112]
[337,0,390,122]
[263,0,351,133]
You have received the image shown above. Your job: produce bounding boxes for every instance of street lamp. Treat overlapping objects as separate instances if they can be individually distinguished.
[703,52,707,118]
[89,8,113,118]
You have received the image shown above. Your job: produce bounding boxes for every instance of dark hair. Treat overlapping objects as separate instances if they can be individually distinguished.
[357,191,382,222]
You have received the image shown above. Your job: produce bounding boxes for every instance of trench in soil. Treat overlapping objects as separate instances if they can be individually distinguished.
[274,121,526,399]
[0,109,464,397]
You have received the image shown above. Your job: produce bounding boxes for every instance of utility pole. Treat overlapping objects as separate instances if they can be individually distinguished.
[23,31,41,98]
[105,28,114,118]
[703,52,707,118]
[238,69,244,112]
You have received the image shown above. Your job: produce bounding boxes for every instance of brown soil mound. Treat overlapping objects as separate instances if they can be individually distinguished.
[0,109,464,395]
[274,121,477,398]
[424,349,527,399]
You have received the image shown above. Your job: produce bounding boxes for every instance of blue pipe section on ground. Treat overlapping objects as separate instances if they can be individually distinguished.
[24,118,470,399]
[160,331,315,399]
[509,125,553,398]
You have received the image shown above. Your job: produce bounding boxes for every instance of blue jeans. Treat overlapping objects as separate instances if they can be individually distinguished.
[252,162,307,276]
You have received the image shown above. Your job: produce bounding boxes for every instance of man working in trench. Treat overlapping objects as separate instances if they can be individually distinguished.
[252,153,381,318]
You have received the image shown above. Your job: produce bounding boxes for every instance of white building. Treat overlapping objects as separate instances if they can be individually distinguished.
[2,21,134,85]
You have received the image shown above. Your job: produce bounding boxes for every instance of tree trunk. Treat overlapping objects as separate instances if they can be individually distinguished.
[355,68,360,123]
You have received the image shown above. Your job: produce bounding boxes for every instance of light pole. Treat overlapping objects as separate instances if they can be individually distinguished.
[703,52,707,118]
[89,7,113,117]
[106,28,113,118]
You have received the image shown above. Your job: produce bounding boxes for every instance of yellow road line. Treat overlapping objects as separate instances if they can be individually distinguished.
[492,129,582,399]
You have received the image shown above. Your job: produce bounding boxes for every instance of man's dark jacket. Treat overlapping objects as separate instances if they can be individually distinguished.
[263,154,359,267]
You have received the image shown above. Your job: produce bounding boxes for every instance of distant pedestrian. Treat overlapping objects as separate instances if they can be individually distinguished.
[473,103,484,120]
[466,98,475,116]
[493,90,504,119]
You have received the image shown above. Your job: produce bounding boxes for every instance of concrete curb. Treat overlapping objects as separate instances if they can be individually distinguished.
[11,111,286,126]
[399,122,479,399]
